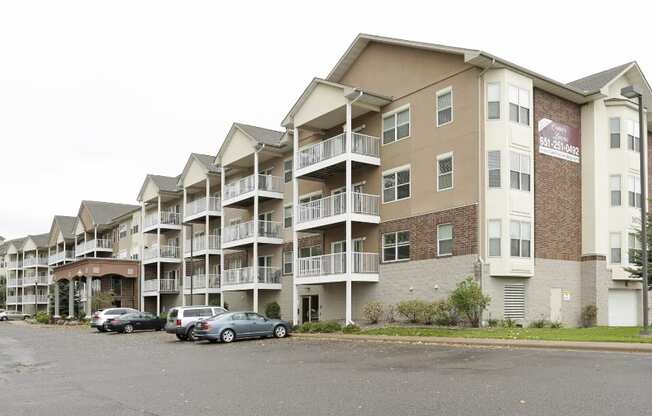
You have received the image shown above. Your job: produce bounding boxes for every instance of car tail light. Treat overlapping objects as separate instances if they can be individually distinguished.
[176,319,182,327]
[200,322,209,330]
[93,314,100,320]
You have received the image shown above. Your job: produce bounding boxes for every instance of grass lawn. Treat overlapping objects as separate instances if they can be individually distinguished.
[358,326,652,343]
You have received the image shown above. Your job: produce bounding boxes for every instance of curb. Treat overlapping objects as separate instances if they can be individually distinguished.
[292,333,652,354]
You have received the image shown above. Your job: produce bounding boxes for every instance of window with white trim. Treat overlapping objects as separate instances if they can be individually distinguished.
[437,154,453,191]
[488,220,501,257]
[119,225,128,240]
[437,224,453,256]
[626,119,640,152]
[299,245,321,258]
[487,82,501,120]
[284,159,292,183]
[510,221,531,258]
[508,86,530,125]
[610,175,621,206]
[284,205,292,228]
[628,175,641,208]
[382,108,410,144]
[382,166,410,203]
[382,231,410,262]
[510,152,531,191]
[610,117,621,148]
[629,232,641,264]
[488,150,501,188]
[610,232,621,264]
[283,251,293,275]
[436,88,453,126]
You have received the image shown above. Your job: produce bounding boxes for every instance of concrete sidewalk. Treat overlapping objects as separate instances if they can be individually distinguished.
[293,332,652,353]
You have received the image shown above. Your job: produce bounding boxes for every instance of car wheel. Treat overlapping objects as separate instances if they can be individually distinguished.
[0,317,7,321]
[273,325,287,338]
[186,326,197,342]
[123,324,134,334]
[176,334,187,341]
[97,327,107,333]
[221,329,235,343]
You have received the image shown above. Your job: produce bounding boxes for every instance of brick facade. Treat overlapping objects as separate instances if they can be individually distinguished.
[533,88,582,261]
[378,204,477,261]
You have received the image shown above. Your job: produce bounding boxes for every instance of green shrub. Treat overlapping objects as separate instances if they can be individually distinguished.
[486,318,499,328]
[385,304,396,323]
[91,291,115,312]
[35,311,50,324]
[501,318,516,328]
[430,300,459,326]
[342,324,361,334]
[550,321,563,329]
[159,312,168,321]
[529,319,547,328]
[362,301,384,324]
[396,300,428,323]
[265,301,281,319]
[448,277,491,327]
[295,321,342,333]
[581,305,597,328]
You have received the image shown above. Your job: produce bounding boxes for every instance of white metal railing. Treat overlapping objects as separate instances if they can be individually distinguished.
[224,174,283,201]
[76,239,113,255]
[7,278,21,286]
[298,133,380,170]
[223,221,255,243]
[223,267,254,285]
[22,257,48,267]
[297,192,379,224]
[143,279,158,292]
[23,274,49,285]
[184,234,221,254]
[297,252,379,277]
[160,278,179,292]
[7,260,21,269]
[185,196,222,217]
[184,274,207,289]
[144,211,181,229]
[143,245,180,261]
[22,294,48,304]
[48,250,75,265]
[353,193,380,216]
[257,267,281,284]
[258,220,282,239]
[7,295,21,304]
[257,174,283,193]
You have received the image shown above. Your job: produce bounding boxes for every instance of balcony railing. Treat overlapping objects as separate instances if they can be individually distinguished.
[48,250,75,265]
[22,257,49,267]
[185,196,221,218]
[297,133,380,170]
[223,267,281,286]
[297,192,380,224]
[144,211,181,229]
[7,278,22,286]
[76,239,113,255]
[297,252,379,277]
[7,260,22,269]
[23,274,49,285]
[143,278,179,292]
[222,220,282,244]
[7,296,22,304]
[22,294,48,304]
[223,174,283,201]
[183,274,220,290]
[143,245,180,261]
[184,234,221,253]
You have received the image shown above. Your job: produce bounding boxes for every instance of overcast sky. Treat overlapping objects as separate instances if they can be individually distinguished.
[1,0,650,240]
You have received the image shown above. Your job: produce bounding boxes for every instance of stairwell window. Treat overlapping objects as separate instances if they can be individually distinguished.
[284,205,292,228]
[629,233,641,264]
[488,150,501,188]
[488,220,502,257]
[510,221,531,258]
[437,153,453,191]
[610,232,622,264]
[487,83,501,120]
[628,175,641,208]
[510,152,531,191]
[382,106,410,145]
[610,175,622,206]
[382,166,411,203]
[283,251,293,275]
[436,87,453,126]
[610,118,621,148]
[509,86,530,126]
[382,231,410,262]
[284,159,293,183]
[627,119,640,152]
[437,224,453,256]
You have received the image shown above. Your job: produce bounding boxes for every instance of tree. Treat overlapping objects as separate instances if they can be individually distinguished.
[449,276,491,327]
[0,274,6,308]
[92,291,115,312]
[624,213,652,286]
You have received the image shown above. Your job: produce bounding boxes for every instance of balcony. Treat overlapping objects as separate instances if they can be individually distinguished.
[296,192,380,231]
[48,250,75,265]
[23,273,49,286]
[222,220,283,249]
[7,277,22,287]
[22,257,49,268]
[222,174,284,207]
[143,278,180,294]
[296,133,380,179]
[7,295,22,304]
[183,274,221,294]
[76,239,113,257]
[22,294,49,304]
[184,196,222,222]
[142,245,181,264]
[7,260,22,269]
[183,234,221,257]
[143,211,182,233]
[222,266,281,291]
[296,252,380,284]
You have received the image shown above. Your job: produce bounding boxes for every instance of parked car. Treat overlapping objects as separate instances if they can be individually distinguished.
[91,308,139,332]
[193,311,291,343]
[106,312,165,333]
[165,306,227,341]
[0,310,30,321]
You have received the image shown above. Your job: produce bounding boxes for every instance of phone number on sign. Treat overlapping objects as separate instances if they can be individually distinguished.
[539,136,579,156]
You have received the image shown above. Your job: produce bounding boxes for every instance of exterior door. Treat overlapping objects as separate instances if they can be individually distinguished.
[301,295,319,323]
[549,288,562,322]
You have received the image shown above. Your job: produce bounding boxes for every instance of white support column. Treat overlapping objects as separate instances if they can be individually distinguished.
[182,188,187,307]
[93,226,98,258]
[253,150,259,313]
[220,170,225,308]
[140,203,145,311]
[156,195,161,315]
[86,276,93,316]
[345,100,353,326]
[205,177,210,306]
[292,126,300,325]
[54,280,60,318]
[63,240,66,263]
[68,279,74,317]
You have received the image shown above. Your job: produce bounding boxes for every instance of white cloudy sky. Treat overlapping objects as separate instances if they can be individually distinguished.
[1,0,650,240]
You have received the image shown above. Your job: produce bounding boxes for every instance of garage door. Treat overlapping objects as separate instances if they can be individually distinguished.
[608,289,640,327]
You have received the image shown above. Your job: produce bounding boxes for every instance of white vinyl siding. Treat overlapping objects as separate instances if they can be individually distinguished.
[504,284,526,320]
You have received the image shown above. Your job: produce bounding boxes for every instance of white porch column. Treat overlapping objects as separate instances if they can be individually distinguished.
[54,280,60,318]
[68,279,74,317]
[140,203,145,311]
[182,188,187,307]
[205,177,210,305]
[292,126,300,325]
[253,150,259,313]
[220,170,225,308]
[93,226,98,258]
[345,100,353,325]
[156,195,161,315]
[86,276,93,316]
[63,240,66,263]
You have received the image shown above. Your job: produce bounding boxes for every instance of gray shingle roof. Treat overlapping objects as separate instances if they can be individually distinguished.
[234,123,284,147]
[28,233,50,249]
[568,62,635,93]
[149,175,181,193]
[52,215,77,240]
[5,237,27,251]
[82,200,140,226]
[192,153,220,173]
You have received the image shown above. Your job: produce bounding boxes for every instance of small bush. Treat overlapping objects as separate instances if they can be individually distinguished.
[529,319,547,328]
[35,311,50,324]
[449,277,491,328]
[550,321,563,329]
[396,300,428,323]
[265,302,281,319]
[342,324,361,334]
[501,318,516,328]
[295,321,342,333]
[581,305,597,328]
[487,318,499,328]
[385,304,396,323]
[363,301,384,324]
[159,312,168,321]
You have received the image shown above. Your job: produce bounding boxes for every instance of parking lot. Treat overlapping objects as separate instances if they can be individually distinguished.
[1,321,652,416]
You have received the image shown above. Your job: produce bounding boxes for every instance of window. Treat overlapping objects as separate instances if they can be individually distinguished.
[488,151,501,188]
[382,107,410,144]
[437,224,453,256]
[628,175,641,208]
[299,192,322,205]
[382,166,411,203]
[508,86,530,125]
[487,83,501,120]
[610,117,621,148]
[610,175,622,206]
[436,88,453,126]
[610,232,621,264]
[382,231,410,262]
[437,154,453,191]
[119,225,128,240]
[284,205,292,228]
[510,221,531,258]
[626,120,640,152]
[629,233,641,264]
[283,251,293,274]
[131,223,139,235]
[300,245,321,258]
[284,159,292,183]
[488,220,501,257]
[510,152,531,191]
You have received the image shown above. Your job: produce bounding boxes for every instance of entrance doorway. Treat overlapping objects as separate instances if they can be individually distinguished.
[301,295,319,323]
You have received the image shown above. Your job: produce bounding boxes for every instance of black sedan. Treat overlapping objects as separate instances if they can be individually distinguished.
[106,312,165,333]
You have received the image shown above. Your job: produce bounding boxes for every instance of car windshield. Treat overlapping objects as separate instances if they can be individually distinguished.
[120,313,139,320]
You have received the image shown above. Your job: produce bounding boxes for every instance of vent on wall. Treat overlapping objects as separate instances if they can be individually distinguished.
[504,283,526,320]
